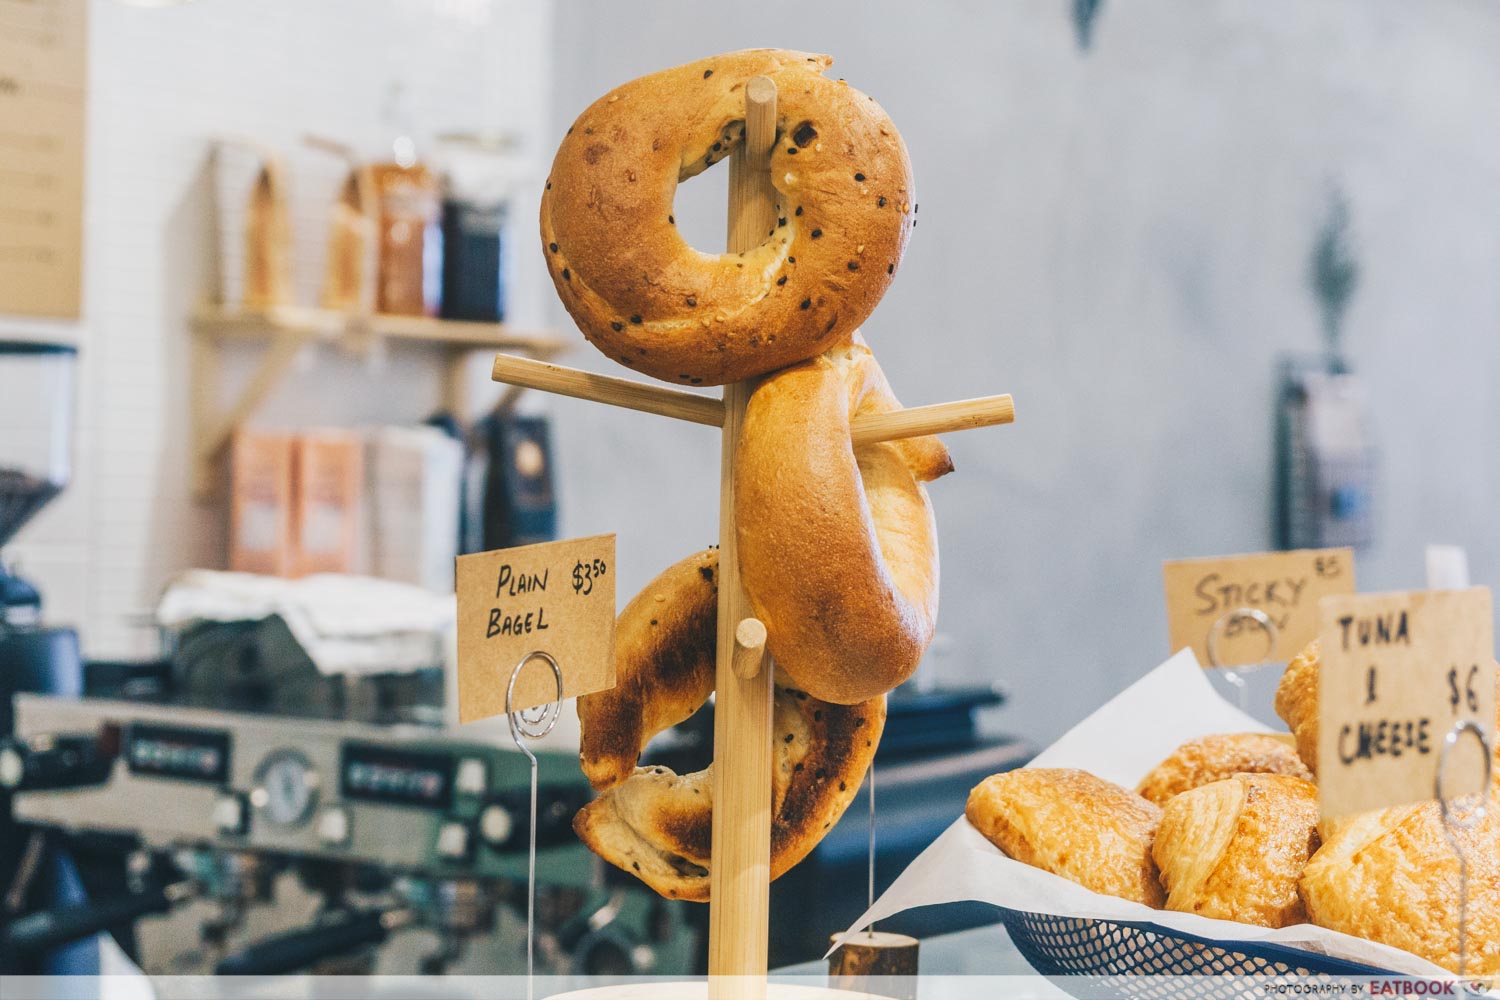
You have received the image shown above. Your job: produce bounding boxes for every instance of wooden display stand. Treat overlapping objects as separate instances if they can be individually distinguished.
[495,78,1014,998]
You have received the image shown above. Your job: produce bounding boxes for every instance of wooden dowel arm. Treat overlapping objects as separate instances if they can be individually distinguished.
[490,353,723,427]
[492,351,1016,443]
[731,618,768,680]
[850,394,1015,446]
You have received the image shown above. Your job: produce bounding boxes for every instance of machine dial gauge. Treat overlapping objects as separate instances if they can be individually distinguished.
[251,750,320,827]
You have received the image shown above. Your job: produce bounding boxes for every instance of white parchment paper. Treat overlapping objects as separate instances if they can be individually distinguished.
[833,649,1457,978]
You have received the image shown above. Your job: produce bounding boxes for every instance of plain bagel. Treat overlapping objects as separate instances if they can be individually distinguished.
[575,548,885,901]
[736,339,952,704]
[541,49,915,386]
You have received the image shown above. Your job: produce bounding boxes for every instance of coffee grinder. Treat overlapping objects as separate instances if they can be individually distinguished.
[0,340,87,972]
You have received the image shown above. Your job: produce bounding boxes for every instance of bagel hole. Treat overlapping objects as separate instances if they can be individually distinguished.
[672,150,732,252]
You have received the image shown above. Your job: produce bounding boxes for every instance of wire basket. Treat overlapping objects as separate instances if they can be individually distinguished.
[999,908,1394,1000]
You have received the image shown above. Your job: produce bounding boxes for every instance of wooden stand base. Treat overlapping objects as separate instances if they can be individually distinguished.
[829,931,920,999]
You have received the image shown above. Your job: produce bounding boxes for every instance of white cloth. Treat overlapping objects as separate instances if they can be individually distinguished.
[156,570,454,677]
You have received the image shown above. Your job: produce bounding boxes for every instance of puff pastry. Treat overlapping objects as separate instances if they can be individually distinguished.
[966,768,1165,908]
[1153,773,1320,928]
[1137,733,1312,806]
[1273,640,1323,774]
[1300,778,1500,977]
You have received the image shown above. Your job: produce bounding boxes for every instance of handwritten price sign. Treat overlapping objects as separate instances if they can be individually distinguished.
[455,534,616,721]
[1163,548,1355,667]
[1316,587,1495,819]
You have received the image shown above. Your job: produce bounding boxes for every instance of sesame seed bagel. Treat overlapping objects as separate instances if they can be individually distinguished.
[541,49,915,386]
[735,339,953,704]
[574,548,885,901]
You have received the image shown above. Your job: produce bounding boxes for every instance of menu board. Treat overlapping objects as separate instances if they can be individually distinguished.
[0,0,87,318]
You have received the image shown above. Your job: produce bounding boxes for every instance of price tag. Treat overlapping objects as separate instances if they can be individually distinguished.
[1316,587,1495,819]
[1163,548,1355,666]
[455,534,616,721]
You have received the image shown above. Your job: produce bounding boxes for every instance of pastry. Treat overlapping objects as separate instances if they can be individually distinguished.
[575,549,884,901]
[965,768,1166,908]
[736,338,952,704]
[1137,732,1313,805]
[541,49,915,386]
[1300,778,1500,976]
[1153,773,1320,928]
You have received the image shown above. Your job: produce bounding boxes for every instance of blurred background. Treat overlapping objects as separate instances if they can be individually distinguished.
[1,0,1497,983]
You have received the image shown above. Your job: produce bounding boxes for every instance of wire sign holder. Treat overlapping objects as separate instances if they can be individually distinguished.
[507,651,563,1000]
[1205,606,1279,712]
[495,74,1016,998]
[1435,719,1492,984]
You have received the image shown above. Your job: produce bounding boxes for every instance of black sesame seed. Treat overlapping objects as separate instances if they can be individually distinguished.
[703,69,714,78]
[633,861,641,871]
[776,275,787,286]
[847,261,859,271]
[810,228,822,239]
[712,142,721,152]
[668,215,675,225]
[877,196,886,207]
[784,733,794,744]
[854,172,865,182]
[855,717,865,727]
[815,769,826,779]
[796,691,808,700]
[584,127,593,135]
[794,763,804,772]
[549,242,559,252]
[561,268,571,281]
[630,315,642,324]
[685,296,697,307]
[787,147,798,155]
[679,374,691,380]
[915,203,919,213]
[690,378,702,384]
[611,321,623,331]
[546,181,552,190]
[886,263,894,275]
[650,619,658,626]
[787,256,796,263]
[839,781,847,791]
[794,206,803,216]
[777,217,786,227]
[792,122,818,147]
[800,298,811,310]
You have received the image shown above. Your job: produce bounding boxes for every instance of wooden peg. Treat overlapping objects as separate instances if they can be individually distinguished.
[731,618,768,680]
[851,393,1015,446]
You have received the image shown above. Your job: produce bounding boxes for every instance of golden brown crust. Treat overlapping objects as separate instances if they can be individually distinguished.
[574,549,885,901]
[1300,779,1500,976]
[1137,733,1313,806]
[576,549,718,790]
[965,769,1166,908]
[1153,774,1320,928]
[1274,640,1323,774]
[736,340,951,705]
[541,49,915,386]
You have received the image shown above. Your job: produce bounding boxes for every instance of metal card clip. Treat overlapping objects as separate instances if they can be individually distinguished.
[1206,606,1280,711]
[506,651,563,1000]
[1435,719,1493,983]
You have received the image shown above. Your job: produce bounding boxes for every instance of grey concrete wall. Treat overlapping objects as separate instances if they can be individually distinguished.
[542,0,1500,745]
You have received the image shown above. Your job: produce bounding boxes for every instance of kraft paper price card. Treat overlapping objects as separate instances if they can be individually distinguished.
[1163,548,1355,666]
[1316,587,1495,820]
[455,534,615,721]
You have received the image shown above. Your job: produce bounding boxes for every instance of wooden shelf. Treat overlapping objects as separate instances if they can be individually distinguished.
[192,304,569,353]
[189,304,569,498]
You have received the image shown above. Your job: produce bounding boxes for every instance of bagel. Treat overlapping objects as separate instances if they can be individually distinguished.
[735,339,952,704]
[575,548,885,901]
[541,49,915,386]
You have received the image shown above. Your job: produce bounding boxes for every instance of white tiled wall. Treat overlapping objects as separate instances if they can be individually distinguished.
[1,0,555,658]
